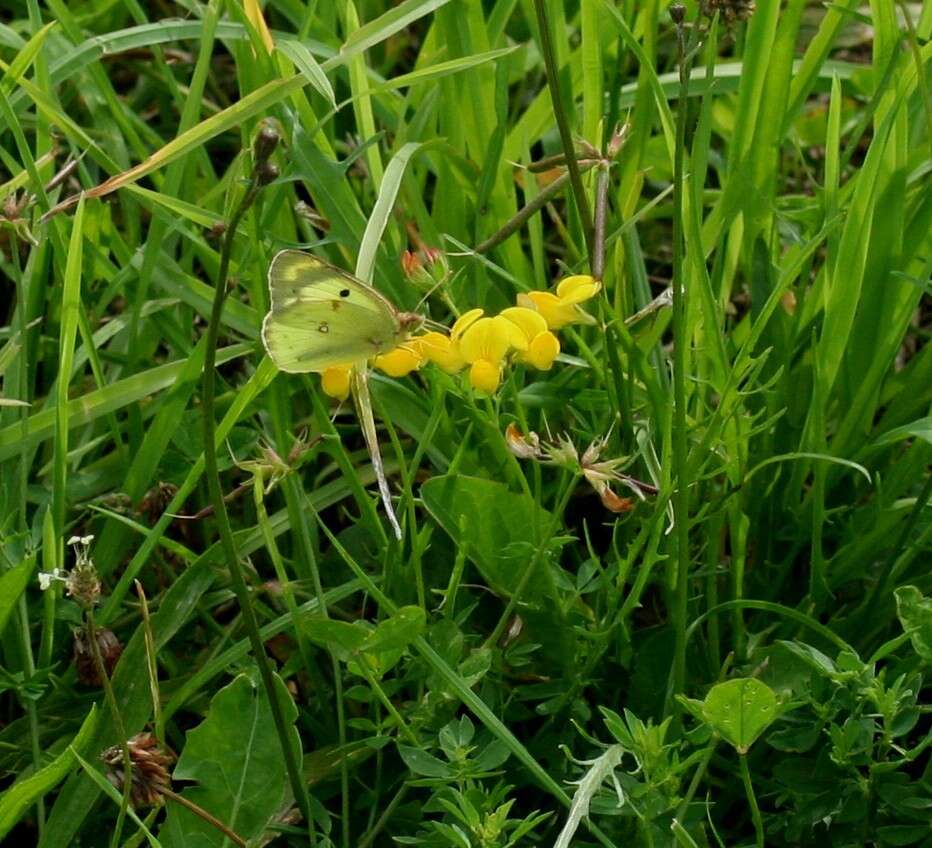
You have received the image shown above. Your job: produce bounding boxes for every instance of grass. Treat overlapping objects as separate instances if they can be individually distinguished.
[0,1,930,846]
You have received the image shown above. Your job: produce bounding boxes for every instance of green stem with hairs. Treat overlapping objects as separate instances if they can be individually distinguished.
[200,160,312,827]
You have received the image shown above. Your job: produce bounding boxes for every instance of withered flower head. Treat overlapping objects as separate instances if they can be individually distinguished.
[700,0,755,24]
[504,426,658,513]
[101,733,174,808]
[73,626,123,687]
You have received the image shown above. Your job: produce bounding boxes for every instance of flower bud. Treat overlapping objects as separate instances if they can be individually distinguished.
[256,162,279,187]
[401,247,448,290]
[74,626,123,687]
[670,3,686,23]
[253,122,280,165]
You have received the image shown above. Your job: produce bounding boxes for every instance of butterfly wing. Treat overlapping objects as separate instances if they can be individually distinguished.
[262,250,402,373]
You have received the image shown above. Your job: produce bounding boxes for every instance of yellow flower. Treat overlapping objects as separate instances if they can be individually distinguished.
[456,312,528,394]
[500,307,561,370]
[416,332,466,374]
[372,344,424,377]
[450,308,485,341]
[517,274,601,329]
[469,360,502,394]
[321,366,352,400]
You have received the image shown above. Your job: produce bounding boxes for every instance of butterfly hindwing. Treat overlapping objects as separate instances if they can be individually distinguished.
[262,250,403,373]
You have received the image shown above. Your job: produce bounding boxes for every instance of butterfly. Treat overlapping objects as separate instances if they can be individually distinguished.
[261,249,423,540]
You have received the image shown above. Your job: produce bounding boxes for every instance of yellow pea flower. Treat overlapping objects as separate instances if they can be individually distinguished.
[500,306,561,370]
[517,274,602,329]
[450,308,485,341]
[417,331,466,374]
[372,344,425,377]
[321,365,352,400]
[456,312,528,394]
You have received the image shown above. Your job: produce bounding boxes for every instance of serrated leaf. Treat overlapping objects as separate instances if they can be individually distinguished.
[159,673,298,847]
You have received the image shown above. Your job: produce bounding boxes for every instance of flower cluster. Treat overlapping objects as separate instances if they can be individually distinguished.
[38,535,101,608]
[320,274,602,400]
[505,424,658,513]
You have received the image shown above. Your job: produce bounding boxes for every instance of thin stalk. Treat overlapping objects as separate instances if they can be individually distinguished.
[358,660,418,745]
[134,581,163,746]
[670,11,701,708]
[200,160,311,826]
[532,0,596,264]
[358,783,409,848]
[474,160,598,255]
[591,162,610,280]
[739,754,764,848]
[85,610,133,848]
[674,742,717,822]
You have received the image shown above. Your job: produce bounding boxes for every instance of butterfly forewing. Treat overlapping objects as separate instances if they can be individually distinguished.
[262,250,404,373]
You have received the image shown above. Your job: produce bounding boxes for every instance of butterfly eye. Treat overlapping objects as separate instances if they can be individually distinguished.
[339,288,350,298]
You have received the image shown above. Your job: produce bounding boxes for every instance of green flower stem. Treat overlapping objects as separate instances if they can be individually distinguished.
[532,0,596,265]
[358,659,419,745]
[674,741,717,823]
[85,609,133,848]
[670,12,701,709]
[740,753,765,848]
[200,169,312,827]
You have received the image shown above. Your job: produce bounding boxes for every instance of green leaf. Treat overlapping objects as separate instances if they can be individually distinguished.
[159,672,299,847]
[397,745,454,778]
[302,606,425,675]
[0,556,34,637]
[276,39,335,106]
[302,617,370,661]
[355,141,424,283]
[875,417,932,447]
[420,475,555,599]
[363,605,426,654]
[701,678,778,754]
[340,0,451,62]
[894,586,932,663]
[0,706,97,841]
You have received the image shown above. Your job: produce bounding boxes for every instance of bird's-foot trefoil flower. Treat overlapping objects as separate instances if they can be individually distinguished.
[500,307,561,370]
[517,275,602,330]
[453,309,528,393]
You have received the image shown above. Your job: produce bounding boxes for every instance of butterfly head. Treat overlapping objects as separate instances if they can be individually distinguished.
[397,312,425,337]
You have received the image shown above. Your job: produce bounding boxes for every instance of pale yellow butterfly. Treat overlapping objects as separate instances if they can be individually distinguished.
[261,249,422,539]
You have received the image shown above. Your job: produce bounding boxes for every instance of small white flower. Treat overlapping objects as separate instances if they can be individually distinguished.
[38,569,62,590]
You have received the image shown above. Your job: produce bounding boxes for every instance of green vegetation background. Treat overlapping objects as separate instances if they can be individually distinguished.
[0,1,930,847]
